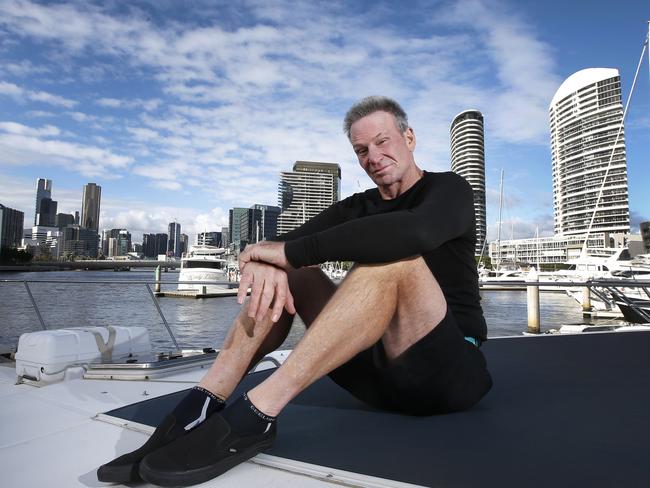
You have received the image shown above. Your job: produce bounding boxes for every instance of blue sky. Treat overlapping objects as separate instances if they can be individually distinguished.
[0,0,648,243]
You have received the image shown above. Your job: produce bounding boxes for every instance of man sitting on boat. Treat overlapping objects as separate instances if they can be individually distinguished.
[98,96,493,486]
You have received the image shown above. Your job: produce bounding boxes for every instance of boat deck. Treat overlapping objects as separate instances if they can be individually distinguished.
[2,331,649,487]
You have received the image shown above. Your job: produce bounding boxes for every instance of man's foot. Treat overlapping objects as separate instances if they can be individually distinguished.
[139,393,277,486]
[97,386,224,483]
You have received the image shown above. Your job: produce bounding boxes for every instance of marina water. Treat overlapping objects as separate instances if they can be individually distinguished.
[0,270,599,353]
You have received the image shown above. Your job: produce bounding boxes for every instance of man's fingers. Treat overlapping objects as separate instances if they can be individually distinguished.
[284,288,297,316]
[247,275,263,319]
[256,281,275,322]
[271,283,286,322]
[237,272,252,304]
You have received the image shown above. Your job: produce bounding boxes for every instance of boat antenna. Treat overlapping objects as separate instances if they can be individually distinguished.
[580,30,648,257]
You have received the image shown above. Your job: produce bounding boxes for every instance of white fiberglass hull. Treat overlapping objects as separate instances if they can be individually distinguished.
[178,267,226,292]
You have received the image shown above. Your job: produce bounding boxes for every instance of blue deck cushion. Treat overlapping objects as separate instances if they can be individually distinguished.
[106,331,650,488]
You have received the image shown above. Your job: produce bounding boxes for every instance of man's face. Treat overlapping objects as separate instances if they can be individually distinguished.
[349,111,416,189]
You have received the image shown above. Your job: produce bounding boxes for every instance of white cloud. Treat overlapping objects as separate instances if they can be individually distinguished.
[0,0,570,233]
[97,97,123,108]
[0,121,60,137]
[0,80,77,107]
[0,122,133,177]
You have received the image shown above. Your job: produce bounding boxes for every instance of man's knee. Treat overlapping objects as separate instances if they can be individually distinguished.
[350,256,429,282]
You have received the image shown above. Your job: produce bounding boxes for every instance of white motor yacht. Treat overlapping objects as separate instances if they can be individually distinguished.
[178,245,229,293]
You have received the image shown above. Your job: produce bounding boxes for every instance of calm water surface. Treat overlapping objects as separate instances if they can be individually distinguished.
[0,269,599,352]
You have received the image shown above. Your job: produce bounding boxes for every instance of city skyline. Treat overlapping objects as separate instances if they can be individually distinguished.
[0,1,649,244]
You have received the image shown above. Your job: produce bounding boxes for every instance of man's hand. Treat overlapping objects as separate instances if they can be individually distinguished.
[239,241,291,272]
[237,261,296,322]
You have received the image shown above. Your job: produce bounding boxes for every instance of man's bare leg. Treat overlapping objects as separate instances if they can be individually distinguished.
[248,256,446,416]
[198,267,337,400]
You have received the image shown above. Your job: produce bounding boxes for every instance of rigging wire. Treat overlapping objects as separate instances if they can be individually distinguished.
[581,34,648,256]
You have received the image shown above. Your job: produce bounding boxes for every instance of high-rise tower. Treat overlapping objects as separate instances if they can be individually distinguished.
[168,221,181,257]
[549,68,630,237]
[277,161,341,235]
[34,178,52,225]
[450,110,486,256]
[81,183,102,231]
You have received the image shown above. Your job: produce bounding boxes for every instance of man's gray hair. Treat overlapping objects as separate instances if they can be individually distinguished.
[343,96,409,139]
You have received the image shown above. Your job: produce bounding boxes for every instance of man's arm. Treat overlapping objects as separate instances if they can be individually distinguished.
[283,173,474,267]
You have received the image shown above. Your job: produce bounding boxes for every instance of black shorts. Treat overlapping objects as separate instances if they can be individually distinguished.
[328,307,493,415]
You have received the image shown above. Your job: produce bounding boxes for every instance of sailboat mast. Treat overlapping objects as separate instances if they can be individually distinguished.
[496,169,504,270]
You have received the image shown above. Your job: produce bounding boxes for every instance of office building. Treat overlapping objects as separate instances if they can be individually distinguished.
[36,197,57,227]
[240,204,281,247]
[34,178,52,226]
[221,227,229,248]
[142,233,168,258]
[180,233,188,255]
[277,161,341,235]
[450,110,487,255]
[229,208,248,252]
[60,225,98,258]
[549,68,630,237]
[0,204,25,250]
[81,183,102,231]
[55,213,75,229]
[168,222,181,257]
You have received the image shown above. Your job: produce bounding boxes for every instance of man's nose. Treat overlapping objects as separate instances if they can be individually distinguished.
[367,145,382,165]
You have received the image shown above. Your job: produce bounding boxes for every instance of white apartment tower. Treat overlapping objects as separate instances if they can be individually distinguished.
[277,161,341,235]
[549,68,630,237]
[450,110,486,256]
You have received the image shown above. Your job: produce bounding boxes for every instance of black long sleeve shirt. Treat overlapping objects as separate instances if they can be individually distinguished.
[277,171,487,341]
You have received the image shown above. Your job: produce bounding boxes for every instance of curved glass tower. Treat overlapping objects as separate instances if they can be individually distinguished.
[450,110,486,256]
[549,68,629,237]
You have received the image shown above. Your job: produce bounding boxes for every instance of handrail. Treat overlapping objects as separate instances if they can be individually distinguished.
[1,278,649,287]
[478,279,650,288]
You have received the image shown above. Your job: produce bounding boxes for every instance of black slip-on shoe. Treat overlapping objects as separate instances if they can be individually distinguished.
[97,413,182,483]
[138,413,277,487]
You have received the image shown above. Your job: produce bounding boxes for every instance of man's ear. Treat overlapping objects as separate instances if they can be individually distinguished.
[405,127,416,151]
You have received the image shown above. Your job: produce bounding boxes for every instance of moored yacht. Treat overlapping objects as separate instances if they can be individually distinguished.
[178,245,229,293]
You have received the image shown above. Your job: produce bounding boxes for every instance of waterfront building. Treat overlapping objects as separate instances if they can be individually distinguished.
[167,222,181,258]
[31,225,59,246]
[142,233,168,258]
[549,68,630,238]
[229,208,248,252]
[81,183,102,231]
[198,231,222,247]
[0,204,25,250]
[450,110,487,255]
[103,228,131,257]
[240,204,281,247]
[44,230,61,259]
[34,178,52,226]
[221,227,230,248]
[55,213,75,229]
[180,233,188,255]
[489,232,627,266]
[641,221,650,253]
[61,226,99,258]
[36,197,57,227]
[277,161,341,235]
